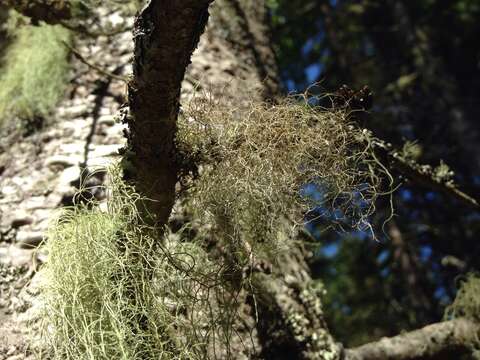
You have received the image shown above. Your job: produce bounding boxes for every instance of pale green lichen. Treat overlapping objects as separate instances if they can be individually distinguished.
[287,311,310,343]
[300,286,326,317]
[0,19,71,128]
[445,273,480,359]
[445,273,480,321]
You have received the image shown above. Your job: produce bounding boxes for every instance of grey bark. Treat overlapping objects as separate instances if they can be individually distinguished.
[125,0,213,226]
[345,318,480,360]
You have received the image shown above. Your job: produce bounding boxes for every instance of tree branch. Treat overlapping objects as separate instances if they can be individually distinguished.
[123,0,213,226]
[344,318,480,360]
[333,85,479,210]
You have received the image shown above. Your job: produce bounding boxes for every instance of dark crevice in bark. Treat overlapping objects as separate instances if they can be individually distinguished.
[225,0,281,101]
[251,245,341,360]
[251,291,304,360]
[344,318,480,360]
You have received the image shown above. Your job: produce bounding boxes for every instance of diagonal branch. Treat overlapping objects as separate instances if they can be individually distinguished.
[344,318,480,360]
[333,85,479,210]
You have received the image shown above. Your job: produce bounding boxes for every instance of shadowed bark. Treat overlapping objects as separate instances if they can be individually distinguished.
[0,0,72,25]
[124,0,213,227]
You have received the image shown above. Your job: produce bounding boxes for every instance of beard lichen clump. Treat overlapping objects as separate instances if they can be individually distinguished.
[177,94,387,260]
[39,171,225,360]
[0,16,71,128]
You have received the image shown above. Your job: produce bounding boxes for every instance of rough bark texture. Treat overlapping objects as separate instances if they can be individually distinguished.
[0,0,72,25]
[125,0,213,226]
[344,318,480,360]
[252,245,341,360]
[209,0,282,101]
[183,0,282,104]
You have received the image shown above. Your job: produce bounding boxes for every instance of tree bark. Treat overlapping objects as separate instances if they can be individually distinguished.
[125,0,213,226]
[344,318,480,360]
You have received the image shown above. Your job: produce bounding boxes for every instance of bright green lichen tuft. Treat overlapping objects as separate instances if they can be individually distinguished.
[0,20,71,128]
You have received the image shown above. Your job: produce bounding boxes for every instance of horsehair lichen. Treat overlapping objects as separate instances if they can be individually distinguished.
[39,167,243,360]
[177,91,391,263]
[0,12,71,128]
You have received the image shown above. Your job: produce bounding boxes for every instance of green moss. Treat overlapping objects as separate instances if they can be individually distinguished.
[0,22,71,127]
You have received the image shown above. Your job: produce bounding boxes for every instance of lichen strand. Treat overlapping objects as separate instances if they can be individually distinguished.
[39,168,235,359]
